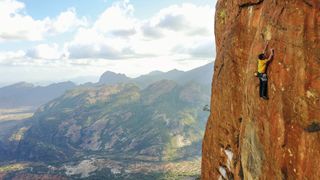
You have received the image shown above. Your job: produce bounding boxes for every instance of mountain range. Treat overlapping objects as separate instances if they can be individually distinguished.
[0,63,213,110]
[99,63,213,87]
[0,62,213,179]
[13,81,209,161]
[0,82,76,109]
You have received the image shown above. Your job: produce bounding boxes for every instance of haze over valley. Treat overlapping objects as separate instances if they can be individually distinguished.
[0,63,213,179]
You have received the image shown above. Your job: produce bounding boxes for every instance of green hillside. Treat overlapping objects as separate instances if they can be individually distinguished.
[12,80,209,165]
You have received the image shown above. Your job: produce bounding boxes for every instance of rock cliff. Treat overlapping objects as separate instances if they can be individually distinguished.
[202,0,320,179]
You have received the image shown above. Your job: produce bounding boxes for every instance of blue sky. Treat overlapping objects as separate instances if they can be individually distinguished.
[0,0,216,85]
[20,0,213,19]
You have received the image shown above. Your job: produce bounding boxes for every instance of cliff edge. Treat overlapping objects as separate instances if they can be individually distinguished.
[202,0,320,179]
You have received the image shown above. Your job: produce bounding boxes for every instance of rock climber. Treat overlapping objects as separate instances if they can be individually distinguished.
[255,42,274,100]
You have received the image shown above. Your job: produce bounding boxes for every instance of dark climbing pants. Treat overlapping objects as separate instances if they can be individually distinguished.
[258,73,268,98]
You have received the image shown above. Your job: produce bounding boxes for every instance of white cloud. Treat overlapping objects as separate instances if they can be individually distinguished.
[173,38,215,58]
[48,8,88,34]
[63,2,214,60]
[141,23,163,39]
[190,40,215,58]
[26,44,62,59]
[0,0,24,17]
[0,0,216,83]
[65,26,140,59]
[93,0,136,34]
[67,43,122,59]
[64,0,141,59]
[150,3,213,35]
[0,0,44,41]
[0,0,87,41]
[158,14,189,31]
[0,50,25,64]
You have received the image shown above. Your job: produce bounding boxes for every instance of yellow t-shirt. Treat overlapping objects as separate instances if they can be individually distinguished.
[257,59,270,73]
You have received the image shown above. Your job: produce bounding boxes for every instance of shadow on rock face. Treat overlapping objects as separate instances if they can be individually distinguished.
[304,122,320,133]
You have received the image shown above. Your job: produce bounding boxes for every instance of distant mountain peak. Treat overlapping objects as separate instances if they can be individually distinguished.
[99,71,131,85]
[147,70,164,76]
[97,62,213,88]
[7,82,34,88]
[167,69,184,73]
[101,71,126,75]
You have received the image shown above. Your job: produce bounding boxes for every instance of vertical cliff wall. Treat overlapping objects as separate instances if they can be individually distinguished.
[202,0,320,179]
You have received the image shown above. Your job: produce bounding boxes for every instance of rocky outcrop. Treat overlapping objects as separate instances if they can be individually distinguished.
[202,0,320,179]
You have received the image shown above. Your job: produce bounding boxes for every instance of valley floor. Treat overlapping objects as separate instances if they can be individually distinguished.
[0,157,201,180]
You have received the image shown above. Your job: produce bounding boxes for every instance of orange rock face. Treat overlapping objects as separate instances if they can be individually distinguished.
[202,0,320,179]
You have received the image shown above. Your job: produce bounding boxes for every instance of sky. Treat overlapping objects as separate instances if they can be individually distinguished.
[0,0,216,85]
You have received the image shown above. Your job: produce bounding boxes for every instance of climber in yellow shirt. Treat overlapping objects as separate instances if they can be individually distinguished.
[256,42,274,100]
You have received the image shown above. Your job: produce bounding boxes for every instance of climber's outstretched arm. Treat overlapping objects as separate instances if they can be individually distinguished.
[263,42,269,54]
[268,49,274,61]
